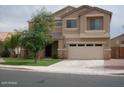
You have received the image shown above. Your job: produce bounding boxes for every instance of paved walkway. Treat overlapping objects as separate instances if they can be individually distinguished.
[0,59,124,76]
[0,58,5,63]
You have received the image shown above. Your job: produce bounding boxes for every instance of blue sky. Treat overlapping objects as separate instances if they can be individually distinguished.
[0,5,124,38]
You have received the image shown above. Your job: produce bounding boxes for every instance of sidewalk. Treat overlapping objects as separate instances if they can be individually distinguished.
[1,63,124,76]
[0,58,5,63]
[0,58,124,76]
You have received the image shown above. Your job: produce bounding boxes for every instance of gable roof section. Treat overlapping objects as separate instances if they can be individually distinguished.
[53,6,75,16]
[61,5,92,18]
[79,7,112,17]
[111,34,124,40]
[61,5,112,18]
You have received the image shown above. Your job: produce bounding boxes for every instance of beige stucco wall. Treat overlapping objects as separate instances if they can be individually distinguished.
[57,38,111,59]
[111,36,124,47]
[54,7,74,18]
[59,9,111,59]
[62,10,111,39]
[58,39,65,58]
[62,8,89,37]
[81,10,111,33]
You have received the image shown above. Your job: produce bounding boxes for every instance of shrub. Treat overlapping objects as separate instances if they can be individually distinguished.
[52,54,58,59]
[0,40,4,56]
[1,48,10,57]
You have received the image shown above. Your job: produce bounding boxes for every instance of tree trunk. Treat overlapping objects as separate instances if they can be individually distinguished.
[34,52,38,64]
[12,49,15,57]
[9,49,15,57]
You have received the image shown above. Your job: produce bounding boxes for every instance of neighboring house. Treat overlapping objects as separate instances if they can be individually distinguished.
[29,5,112,60]
[0,32,15,56]
[0,32,21,57]
[0,32,14,41]
[111,34,124,59]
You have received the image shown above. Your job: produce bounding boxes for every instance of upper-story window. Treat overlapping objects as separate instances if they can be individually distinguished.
[56,20,62,27]
[121,40,124,44]
[66,20,77,28]
[87,16,103,30]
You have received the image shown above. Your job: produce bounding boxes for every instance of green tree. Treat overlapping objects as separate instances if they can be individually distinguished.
[20,31,52,63]
[30,8,55,33]
[20,8,55,63]
[4,32,22,57]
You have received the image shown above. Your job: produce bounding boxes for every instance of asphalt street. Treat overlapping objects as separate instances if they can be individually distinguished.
[0,69,124,87]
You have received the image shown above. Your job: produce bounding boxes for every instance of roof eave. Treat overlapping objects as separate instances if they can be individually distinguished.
[61,5,93,18]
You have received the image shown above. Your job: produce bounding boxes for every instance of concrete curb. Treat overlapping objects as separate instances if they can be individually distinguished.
[0,64,124,77]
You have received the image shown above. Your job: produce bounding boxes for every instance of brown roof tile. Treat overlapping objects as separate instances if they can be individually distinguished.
[53,6,75,16]
[0,32,14,41]
[61,5,112,18]
[61,5,92,18]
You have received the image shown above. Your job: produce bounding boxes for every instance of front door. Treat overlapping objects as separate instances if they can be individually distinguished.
[45,44,52,57]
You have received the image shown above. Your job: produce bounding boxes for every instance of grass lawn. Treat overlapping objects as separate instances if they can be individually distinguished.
[1,58,60,66]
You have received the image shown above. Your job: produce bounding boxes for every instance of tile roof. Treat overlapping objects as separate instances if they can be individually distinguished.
[61,5,112,18]
[53,6,75,16]
[0,32,15,41]
[111,34,124,40]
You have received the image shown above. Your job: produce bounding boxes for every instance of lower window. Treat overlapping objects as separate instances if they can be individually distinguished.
[70,44,76,47]
[78,44,85,46]
[86,44,94,46]
[95,44,102,46]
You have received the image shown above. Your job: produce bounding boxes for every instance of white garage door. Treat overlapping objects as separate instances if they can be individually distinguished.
[68,44,104,59]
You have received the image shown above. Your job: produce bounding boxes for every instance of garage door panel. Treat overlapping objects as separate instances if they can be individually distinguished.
[68,46,103,59]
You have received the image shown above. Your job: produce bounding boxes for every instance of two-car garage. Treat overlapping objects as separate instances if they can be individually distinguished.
[68,43,104,59]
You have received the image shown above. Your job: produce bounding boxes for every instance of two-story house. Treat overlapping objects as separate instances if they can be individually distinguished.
[29,5,112,60]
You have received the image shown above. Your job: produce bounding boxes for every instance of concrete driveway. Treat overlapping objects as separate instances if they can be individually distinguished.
[50,59,124,69]
[47,59,124,75]
[50,60,105,68]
